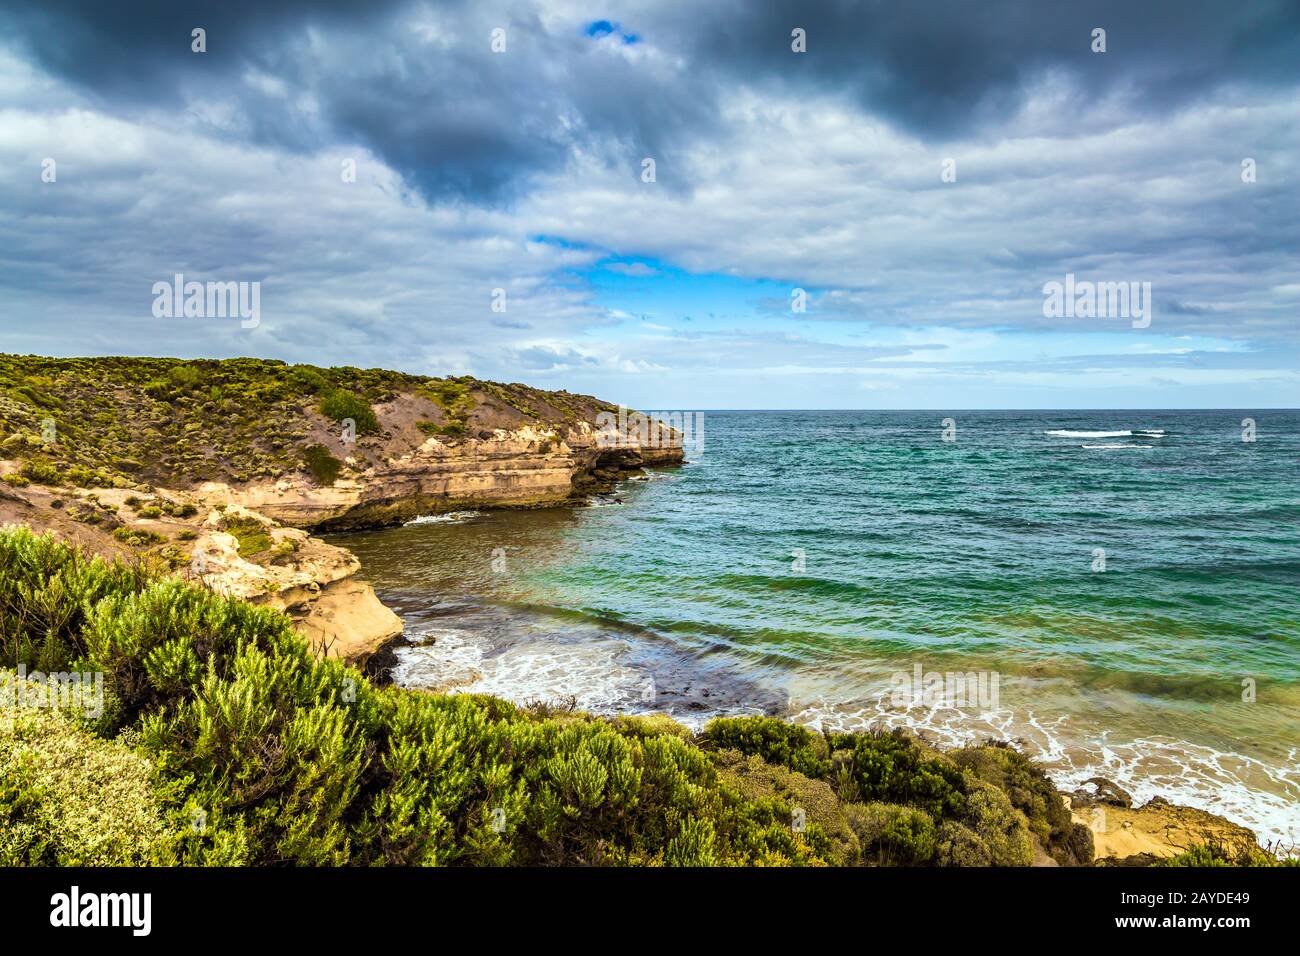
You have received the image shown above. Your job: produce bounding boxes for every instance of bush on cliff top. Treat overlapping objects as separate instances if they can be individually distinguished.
[0,524,1103,868]
[318,388,379,435]
[703,715,831,779]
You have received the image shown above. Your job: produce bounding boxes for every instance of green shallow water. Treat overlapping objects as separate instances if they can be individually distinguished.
[333,410,1300,847]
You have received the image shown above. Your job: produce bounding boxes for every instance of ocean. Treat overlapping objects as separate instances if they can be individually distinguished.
[332,410,1300,848]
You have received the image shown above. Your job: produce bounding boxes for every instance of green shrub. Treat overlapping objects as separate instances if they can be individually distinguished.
[65,464,114,488]
[319,389,379,435]
[287,366,327,395]
[302,444,342,486]
[168,365,203,391]
[665,818,717,866]
[112,527,164,547]
[952,780,1034,866]
[831,730,968,819]
[140,645,372,865]
[0,527,153,672]
[18,459,63,486]
[704,715,831,778]
[1,688,169,865]
[953,742,1083,864]
[851,802,938,864]
[1159,842,1298,867]
[713,748,860,864]
[416,420,466,438]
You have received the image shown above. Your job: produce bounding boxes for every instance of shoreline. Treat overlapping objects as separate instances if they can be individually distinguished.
[356,577,1287,861]
[1,356,1292,866]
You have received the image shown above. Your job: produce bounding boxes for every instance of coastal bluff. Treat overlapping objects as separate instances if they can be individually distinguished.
[0,354,683,662]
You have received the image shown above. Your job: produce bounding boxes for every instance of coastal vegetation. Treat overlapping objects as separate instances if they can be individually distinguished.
[0,354,616,492]
[8,524,1285,869]
[301,444,342,486]
[0,355,1286,868]
[318,388,379,435]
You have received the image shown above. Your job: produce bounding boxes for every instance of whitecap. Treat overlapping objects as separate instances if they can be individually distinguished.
[1045,429,1133,438]
[404,510,482,525]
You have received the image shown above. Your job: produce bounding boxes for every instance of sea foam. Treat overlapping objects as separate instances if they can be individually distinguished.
[404,510,482,525]
[1045,429,1165,438]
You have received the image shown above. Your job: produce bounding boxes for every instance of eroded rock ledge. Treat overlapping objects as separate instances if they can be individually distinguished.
[0,355,687,662]
[209,420,677,531]
[1066,776,1261,864]
[0,427,679,665]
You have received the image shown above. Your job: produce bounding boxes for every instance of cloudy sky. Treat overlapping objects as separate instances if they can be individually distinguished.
[2,1,1298,408]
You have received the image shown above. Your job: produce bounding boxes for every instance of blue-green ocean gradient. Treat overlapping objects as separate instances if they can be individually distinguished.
[335,410,1300,846]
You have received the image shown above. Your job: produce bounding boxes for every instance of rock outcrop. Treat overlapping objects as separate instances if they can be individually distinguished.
[0,485,403,664]
[204,419,676,530]
[1067,778,1259,863]
[0,354,687,660]
[187,504,403,661]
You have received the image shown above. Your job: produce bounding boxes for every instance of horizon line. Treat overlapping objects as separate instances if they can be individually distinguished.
[634,407,1300,412]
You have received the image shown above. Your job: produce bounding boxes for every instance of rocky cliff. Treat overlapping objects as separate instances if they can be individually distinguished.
[209,418,669,530]
[0,354,684,662]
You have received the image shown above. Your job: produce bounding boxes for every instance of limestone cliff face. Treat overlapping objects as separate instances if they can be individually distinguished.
[187,505,403,662]
[0,355,687,662]
[0,484,402,666]
[206,419,683,530]
[0,418,682,664]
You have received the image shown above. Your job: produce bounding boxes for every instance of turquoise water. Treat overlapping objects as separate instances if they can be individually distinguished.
[334,410,1300,846]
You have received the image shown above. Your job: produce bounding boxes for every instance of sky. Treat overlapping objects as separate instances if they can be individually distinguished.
[1,0,1298,409]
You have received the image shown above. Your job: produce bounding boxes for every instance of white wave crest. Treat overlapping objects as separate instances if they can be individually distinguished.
[404,510,482,525]
[1046,429,1132,438]
[1046,428,1166,438]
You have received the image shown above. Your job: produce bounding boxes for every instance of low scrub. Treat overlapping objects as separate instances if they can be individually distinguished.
[0,525,1216,869]
[1,691,168,865]
[318,389,379,436]
[302,444,342,485]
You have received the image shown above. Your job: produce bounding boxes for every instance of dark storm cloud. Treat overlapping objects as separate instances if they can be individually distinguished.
[0,0,714,200]
[0,0,396,105]
[674,0,1300,137]
[4,0,1298,202]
